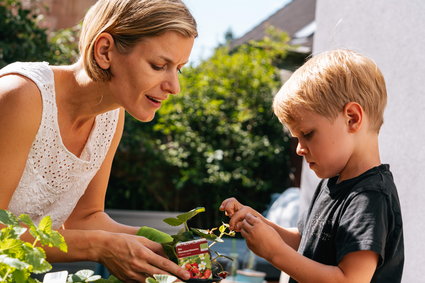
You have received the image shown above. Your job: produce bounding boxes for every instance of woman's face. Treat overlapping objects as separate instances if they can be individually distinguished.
[109,31,194,122]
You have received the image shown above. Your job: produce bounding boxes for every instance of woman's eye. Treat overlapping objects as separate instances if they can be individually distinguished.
[177,68,182,74]
[151,64,166,71]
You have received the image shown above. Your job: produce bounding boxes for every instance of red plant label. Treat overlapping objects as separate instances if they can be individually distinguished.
[176,239,213,279]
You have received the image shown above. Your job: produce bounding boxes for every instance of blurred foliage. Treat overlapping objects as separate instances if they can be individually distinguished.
[0,0,79,68]
[108,27,295,227]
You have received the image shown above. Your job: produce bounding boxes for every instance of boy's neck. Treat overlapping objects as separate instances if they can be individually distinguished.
[338,133,381,182]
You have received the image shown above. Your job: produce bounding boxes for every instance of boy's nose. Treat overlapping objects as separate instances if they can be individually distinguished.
[296,142,308,156]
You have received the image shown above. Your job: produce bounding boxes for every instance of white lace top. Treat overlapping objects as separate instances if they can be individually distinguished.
[0,62,120,229]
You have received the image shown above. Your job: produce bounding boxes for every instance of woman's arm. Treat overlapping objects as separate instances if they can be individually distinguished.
[61,109,189,282]
[0,74,42,208]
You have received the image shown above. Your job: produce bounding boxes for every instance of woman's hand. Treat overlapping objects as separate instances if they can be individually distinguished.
[97,232,190,282]
[219,198,262,231]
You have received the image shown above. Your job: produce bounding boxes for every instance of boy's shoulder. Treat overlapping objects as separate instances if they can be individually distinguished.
[349,164,396,195]
[326,164,397,198]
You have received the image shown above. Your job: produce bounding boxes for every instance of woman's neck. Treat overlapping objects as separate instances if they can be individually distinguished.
[52,61,120,124]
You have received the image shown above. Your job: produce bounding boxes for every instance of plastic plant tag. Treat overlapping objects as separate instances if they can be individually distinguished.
[43,270,68,283]
[176,238,212,279]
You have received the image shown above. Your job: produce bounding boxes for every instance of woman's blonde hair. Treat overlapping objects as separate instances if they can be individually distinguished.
[79,0,198,81]
[273,49,387,132]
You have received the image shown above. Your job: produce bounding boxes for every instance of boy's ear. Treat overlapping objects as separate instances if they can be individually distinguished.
[93,32,115,70]
[344,102,363,133]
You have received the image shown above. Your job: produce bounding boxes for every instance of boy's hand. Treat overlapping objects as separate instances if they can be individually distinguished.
[240,213,285,262]
[219,197,243,217]
[219,198,260,231]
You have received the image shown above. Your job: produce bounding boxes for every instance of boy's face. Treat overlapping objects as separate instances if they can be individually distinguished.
[286,108,354,179]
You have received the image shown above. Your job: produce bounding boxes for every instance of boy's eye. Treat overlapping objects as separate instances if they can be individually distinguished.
[303,131,314,139]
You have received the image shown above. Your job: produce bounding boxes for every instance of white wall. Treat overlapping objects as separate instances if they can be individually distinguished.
[301,1,425,281]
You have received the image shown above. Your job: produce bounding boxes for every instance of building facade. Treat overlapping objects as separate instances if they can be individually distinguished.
[304,0,425,281]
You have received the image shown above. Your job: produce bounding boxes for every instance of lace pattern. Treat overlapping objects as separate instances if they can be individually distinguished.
[0,62,119,229]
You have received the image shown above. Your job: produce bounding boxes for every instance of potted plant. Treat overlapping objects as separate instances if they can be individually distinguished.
[137,207,235,282]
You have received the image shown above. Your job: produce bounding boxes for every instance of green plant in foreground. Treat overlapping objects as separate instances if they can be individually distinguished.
[137,207,235,278]
[0,209,67,282]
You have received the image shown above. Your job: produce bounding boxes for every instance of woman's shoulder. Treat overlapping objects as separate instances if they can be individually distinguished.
[0,73,42,138]
[0,73,42,112]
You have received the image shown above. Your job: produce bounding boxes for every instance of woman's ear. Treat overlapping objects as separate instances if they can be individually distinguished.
[93,33,114,70]
[344,102,363,133]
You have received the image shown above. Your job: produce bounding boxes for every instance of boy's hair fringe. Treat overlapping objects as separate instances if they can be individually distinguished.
[273,49,387,132]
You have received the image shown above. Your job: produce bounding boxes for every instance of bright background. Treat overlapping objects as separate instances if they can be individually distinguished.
[184,0,291,64]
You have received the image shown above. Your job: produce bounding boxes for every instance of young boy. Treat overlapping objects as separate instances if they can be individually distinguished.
[220,49,404,283]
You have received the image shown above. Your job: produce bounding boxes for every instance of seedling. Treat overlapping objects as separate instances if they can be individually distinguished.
[137,207,235,281]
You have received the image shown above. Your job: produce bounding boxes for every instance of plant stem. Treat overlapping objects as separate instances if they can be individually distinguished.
[32,236,39,247]
[2,269,11,281]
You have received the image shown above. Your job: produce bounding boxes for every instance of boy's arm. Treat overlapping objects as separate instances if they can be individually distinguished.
[242,213,378,283]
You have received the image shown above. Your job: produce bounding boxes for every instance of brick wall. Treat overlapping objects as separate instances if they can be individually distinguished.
[24,0,97,30]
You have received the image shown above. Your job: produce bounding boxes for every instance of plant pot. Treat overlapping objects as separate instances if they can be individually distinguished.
[186,276,222,283]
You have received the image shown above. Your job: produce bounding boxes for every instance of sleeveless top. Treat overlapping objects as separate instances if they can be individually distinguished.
[0,62,120,229]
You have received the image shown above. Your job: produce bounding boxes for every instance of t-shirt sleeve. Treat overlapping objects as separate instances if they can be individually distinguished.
[335,190,389,265]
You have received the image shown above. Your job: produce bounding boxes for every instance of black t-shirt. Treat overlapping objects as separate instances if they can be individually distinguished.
[289,164,404,283]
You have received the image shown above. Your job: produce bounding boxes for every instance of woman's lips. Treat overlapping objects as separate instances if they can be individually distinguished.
[146,95,162,107]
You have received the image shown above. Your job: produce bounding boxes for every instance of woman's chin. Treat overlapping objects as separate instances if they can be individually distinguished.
[129,111,156,122]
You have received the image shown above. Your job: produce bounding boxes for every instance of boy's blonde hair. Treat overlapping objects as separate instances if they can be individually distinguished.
[273,49,387,132]
[79,0,198,81]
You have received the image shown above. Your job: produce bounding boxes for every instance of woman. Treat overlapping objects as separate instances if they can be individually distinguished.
[0,0,197,281]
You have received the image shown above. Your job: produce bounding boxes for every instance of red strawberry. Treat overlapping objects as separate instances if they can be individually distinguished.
[202,269,212,279]
[218,271,229,279]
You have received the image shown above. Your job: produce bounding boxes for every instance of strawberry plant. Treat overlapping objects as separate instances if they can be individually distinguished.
[137,207,235,281]
[0,209,67,282]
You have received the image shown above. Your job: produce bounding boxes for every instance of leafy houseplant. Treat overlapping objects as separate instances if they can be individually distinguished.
[0,209,67,282]
[137,207,235,282]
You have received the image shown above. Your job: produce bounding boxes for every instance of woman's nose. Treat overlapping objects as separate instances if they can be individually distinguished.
[162,71,181,95]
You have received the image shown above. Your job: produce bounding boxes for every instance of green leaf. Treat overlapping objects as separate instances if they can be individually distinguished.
[152,274,177,283]
[91,275,121,283]
[145,278,158,283]
[18,214,35,229]
[163,207,205,226]
[162,243,178,263]
[86,275,101,281]
[219,224,229,233]
[171,231,194,243]
[44,230,68,252]
[38,216,52,234]
[0,238,22,252]
[137,227,173,244]
[74,269,94,279]
[24,246,52,273]
[0,254,30,269]
[0,209,19,226]
[12,269,28,283]
[190,228,220,241]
